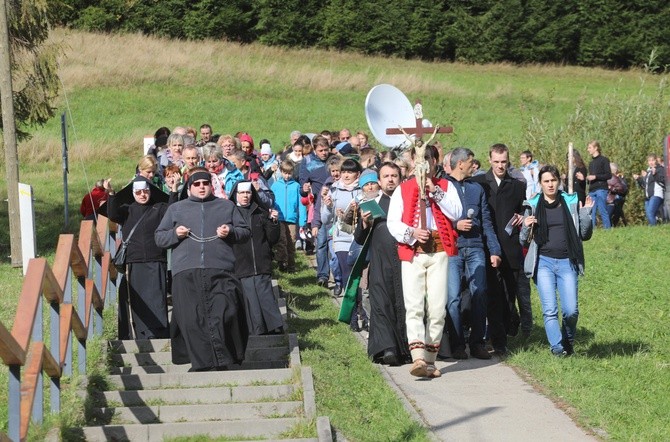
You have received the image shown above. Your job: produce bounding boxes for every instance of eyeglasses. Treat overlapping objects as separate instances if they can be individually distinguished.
[134,189,150,195]
[191,180,211,188]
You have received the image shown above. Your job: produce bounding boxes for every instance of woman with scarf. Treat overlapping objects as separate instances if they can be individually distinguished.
[321,158,366,331]
[155,167,251,371]
[520,165,594,357]
[229,181,283,335]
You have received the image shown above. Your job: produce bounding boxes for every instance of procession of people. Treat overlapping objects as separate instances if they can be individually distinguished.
[85,123,665,376]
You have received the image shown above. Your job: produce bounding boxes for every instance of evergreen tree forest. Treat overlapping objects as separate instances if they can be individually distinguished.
[54,0,670,70]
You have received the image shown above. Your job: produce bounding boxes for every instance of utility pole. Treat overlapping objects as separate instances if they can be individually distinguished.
[0,0,22,267]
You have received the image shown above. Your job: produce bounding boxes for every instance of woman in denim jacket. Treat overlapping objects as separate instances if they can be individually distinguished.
[520,165,593,356]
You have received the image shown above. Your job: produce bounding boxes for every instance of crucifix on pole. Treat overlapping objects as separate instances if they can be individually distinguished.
[385,99,453,230]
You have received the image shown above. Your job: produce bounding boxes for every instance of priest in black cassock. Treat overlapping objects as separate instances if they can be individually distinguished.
[354,162,411,366]
[155,168,251,371]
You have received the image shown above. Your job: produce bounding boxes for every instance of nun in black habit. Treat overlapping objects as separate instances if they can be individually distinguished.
[229,181,284,335]
[104,176,170,340]
[155,168,251,371]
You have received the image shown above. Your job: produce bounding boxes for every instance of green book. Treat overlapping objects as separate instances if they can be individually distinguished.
[359,199,386,219]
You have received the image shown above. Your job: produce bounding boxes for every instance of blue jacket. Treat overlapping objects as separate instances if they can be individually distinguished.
[449,176,501,257]
[271,176,302,224]
[224,168,244,196]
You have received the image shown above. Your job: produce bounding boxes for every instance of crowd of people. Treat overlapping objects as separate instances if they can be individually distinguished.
[78,124,666,375]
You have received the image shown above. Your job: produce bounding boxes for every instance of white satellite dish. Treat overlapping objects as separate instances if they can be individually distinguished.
[365,84,416,148]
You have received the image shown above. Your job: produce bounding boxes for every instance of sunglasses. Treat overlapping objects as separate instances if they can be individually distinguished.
[134,189,150,195]
[191,180,211,188]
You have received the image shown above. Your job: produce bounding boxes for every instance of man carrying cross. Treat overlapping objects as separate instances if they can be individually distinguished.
[387,144,461,378]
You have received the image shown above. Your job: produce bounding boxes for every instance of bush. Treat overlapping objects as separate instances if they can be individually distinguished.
[520,79,670,223]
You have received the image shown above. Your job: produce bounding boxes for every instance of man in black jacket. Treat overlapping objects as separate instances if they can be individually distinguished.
[586,140,612,229]
[471,144,526,356]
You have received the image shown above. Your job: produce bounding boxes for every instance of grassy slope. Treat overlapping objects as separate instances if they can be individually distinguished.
[1,29,669,440]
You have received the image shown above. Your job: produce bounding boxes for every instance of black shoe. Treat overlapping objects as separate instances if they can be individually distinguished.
[451,347,469,360]
[333,285,342,297]
[278,262,287,272]
[382,349,399,366]
[361,320,369,332]
[552,350,569,358]
[470,344,492,360]
[508,319,520,337]
[317,278,328,287]
[350,323,361,332]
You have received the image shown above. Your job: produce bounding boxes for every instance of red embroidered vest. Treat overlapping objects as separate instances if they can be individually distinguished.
[398,178,458,262]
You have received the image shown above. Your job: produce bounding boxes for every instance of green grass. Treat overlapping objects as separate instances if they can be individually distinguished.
[505,225,670,440]
[278,258,431,442]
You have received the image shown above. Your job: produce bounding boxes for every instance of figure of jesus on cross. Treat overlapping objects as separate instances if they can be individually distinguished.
[386,99,452,227]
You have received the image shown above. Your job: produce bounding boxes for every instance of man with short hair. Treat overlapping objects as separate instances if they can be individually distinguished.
[388,149,462,378]
[586,140,612,229]
[300,136,332,286]
[442,148,501,360]
[356,162,411,365]
[155,168,251,371]
[181,145,201,182]
[471,144,526,355]
[198,124,213,147]
[339,128,351,142]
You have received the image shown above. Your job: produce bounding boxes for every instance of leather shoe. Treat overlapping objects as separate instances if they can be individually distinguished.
[333,285,342,297]
[426,364,441,378]
[470,344,492,360]
[382,349,399,366]
[317,278,328,287]
[451,347,469,360]
[409,359,428,377]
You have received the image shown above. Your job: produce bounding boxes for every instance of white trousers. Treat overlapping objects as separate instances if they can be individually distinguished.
[401,251,449,363]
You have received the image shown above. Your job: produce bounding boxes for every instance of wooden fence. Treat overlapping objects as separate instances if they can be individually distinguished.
[0,217,119,441]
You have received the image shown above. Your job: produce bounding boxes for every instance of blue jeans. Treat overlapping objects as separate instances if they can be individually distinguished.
[534,256,579,354]
[328,239,341,286]
[589,189,611,229]
[447,247,488,348]
[316,226,330,280]
[644,196,663,226]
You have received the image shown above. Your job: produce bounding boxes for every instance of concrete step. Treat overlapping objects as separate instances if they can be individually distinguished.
[109,335,288,354]
[109,359,289,375]
[76,418,307,441]
[111,347,289,367]
[105,367,295,390]
[85,384,296,407]
[89,401,303,424]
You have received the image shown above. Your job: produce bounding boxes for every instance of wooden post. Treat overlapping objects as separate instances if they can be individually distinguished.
[0,0,23,266]
[568,142,574,194]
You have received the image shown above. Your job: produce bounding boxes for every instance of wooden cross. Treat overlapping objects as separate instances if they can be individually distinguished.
[385,99,453,232]
[385,100,453,140]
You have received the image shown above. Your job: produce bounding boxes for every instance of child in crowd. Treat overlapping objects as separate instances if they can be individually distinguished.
[224,149,246,196]
[271,160,301,272]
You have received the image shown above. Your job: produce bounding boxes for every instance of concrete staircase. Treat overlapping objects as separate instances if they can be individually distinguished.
[73,283,332,441]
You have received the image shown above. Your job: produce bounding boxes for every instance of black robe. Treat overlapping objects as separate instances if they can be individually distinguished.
[354,194,411,364]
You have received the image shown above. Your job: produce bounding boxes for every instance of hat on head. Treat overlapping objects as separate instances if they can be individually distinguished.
[187,171,211,188]
[336,142,353,155]
[359,169,378,188]
[260,143,272,155]
[239,133,254,148]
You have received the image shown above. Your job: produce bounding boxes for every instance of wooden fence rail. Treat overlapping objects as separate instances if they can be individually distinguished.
[0,217,119,441]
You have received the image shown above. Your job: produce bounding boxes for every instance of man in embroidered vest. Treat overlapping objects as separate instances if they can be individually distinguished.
[387,148,462,378]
